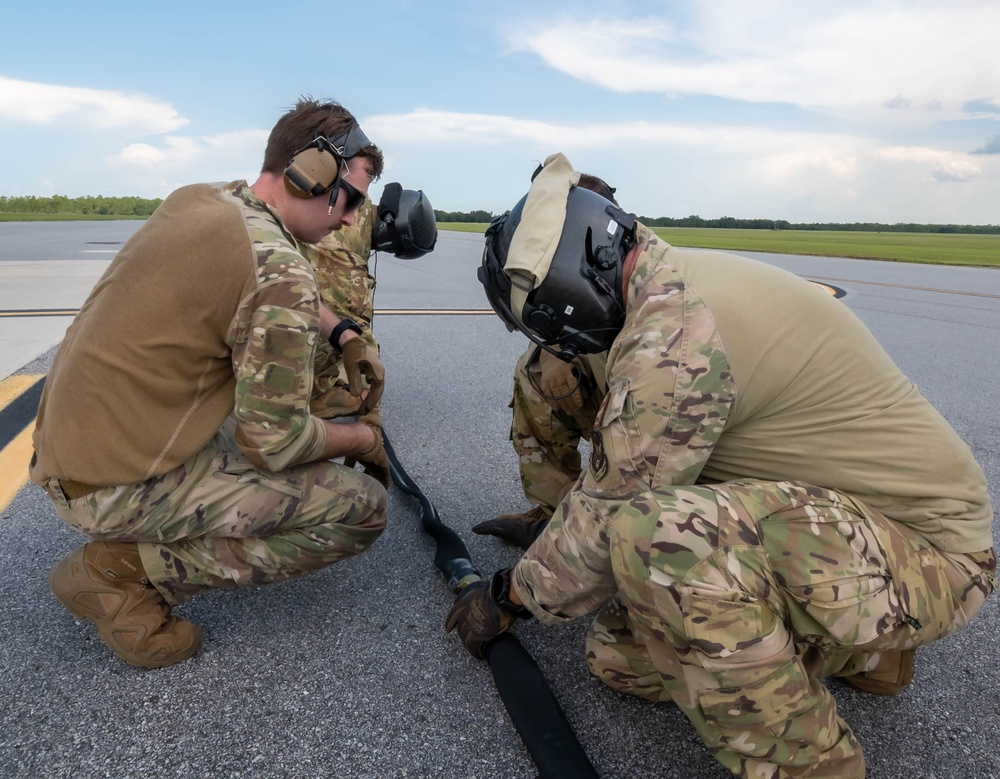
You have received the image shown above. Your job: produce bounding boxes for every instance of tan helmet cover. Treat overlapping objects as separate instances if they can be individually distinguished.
[504,153,580,325]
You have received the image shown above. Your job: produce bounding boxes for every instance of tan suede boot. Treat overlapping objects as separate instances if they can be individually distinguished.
[49,541,203,669]
[472,505,552,550]
[843,648,916,696]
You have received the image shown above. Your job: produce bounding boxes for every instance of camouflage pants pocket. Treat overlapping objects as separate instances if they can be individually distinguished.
[510,351,584,510]
[867,512,995,644]
[698,655,815,756]
[585,596,673,703]
[211,453,304,501]
[697,655,862,777]
[759,500,902,648]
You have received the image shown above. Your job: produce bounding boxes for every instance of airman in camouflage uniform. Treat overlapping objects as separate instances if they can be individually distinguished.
[32,99,388,669]
[306,198,380,420]
[474,173,618,546]
[505,348,605,513]
[454,157,996,778]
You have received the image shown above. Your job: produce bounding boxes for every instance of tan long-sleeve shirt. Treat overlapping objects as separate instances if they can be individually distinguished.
[31,181,328,488]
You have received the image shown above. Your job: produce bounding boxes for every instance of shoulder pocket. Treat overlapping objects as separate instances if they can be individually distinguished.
[582,380,646,499]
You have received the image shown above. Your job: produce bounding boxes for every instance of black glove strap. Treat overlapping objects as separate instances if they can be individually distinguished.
[329,318,363,350]
[490,568,533,619]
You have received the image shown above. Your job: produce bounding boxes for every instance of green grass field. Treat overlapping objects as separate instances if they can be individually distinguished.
[0,213,148,221]
[439,223,1000,268]
[3,213,996,266]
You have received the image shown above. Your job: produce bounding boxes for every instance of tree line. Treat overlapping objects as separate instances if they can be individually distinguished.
[432,209,495,224]
[435,209,1000,234]
[0,195,162,217]
[2,197,995,234]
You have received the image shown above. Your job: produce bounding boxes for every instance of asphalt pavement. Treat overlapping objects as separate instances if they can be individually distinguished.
[1,227,998,778]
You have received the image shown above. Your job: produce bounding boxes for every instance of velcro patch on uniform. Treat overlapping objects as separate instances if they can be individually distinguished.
[596,380,630,427]
[590,429,609,481]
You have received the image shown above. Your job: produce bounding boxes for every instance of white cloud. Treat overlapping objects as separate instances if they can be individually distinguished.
[103,129,270,196]
[364,108,998,222]
[0,76,187,133]
[876,145,982,182]
[109,129,269,168]
[507,2,1000,123]
[931,162,981,183]
[364,108,849,153]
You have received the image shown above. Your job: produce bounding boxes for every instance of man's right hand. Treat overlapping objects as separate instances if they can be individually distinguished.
[537,348,584,415]
[444,580,515,659]
[344,409,390,488]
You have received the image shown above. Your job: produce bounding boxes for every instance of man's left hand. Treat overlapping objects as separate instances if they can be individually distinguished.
[537,348,584,416]
[341,338,384,415]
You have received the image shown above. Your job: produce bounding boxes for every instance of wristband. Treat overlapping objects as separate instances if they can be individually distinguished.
[329,318,363,349]
[490,568,533,619]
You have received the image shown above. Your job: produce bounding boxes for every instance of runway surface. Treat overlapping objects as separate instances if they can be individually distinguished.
[1,224,998,778]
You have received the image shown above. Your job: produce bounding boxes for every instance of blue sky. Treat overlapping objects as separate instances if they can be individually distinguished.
[2,0,998,224]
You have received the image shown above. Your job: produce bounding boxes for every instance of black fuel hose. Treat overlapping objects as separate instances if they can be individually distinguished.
[382,430,600,779]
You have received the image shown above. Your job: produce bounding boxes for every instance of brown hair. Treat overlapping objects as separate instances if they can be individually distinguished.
[577,173,618,206]
[261,96,384,179]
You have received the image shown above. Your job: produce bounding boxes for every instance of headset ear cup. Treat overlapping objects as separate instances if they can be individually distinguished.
[283,145,343,198]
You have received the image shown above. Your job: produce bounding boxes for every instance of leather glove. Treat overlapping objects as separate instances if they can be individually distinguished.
[344,410,391,488]
[445,580,516,659]
[537,347,584,416]
[341,338,384,415]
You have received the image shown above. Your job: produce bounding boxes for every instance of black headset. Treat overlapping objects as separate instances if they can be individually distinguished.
[283,123,372,199]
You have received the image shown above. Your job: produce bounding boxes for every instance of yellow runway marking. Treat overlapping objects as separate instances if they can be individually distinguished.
[0,374,45,513]
[0,423,34,513]
[0,374,43,404]
[809,282,840,297]
[0,309,78,318]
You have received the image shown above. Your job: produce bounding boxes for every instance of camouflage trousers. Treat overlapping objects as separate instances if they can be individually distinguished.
[586,480,996,779]
[509,346,606,512]
[43,419,387,605]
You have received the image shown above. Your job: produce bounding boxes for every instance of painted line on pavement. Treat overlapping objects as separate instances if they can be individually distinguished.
[0,308,498,318]
[0,309,79,318]
[0,375,45,513]
[0,424,35,513]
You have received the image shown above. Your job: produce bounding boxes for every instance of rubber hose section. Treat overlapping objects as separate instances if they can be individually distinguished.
[382,430,599,779]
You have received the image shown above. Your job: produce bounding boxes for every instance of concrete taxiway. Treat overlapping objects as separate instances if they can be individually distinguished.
[1,224,998,778]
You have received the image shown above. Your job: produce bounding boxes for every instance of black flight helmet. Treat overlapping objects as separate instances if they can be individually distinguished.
[479,185,637,360]
[375,183,438,259]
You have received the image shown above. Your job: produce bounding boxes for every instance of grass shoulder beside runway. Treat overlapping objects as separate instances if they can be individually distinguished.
[2,213,995,266]
[440,223,1000,268]
[0,213,147,221]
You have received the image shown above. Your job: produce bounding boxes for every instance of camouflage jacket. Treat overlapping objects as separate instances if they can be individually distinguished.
[512,225,734,622]
[304,199,380,412]
[513,224,993,622]
[223,181,329,470]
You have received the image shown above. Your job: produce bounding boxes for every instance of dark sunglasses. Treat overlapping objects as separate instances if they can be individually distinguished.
[335,178,366,214]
